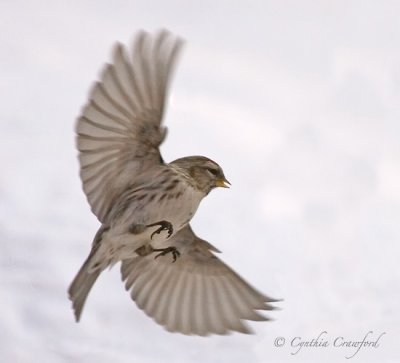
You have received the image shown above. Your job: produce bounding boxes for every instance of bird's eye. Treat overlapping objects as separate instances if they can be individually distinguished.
[207,168,218,176]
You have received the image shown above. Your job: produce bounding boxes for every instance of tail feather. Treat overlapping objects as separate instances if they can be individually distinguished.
[68,250,102,321]
[68,226,108,321]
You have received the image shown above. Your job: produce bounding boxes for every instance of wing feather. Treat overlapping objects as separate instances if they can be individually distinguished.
[120,225,278,335]
[76,30,183,222]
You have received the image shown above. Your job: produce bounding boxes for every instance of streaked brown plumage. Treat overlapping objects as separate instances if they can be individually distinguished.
[68,29,279,335]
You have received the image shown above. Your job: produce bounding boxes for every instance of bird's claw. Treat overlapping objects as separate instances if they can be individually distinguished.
[154,246,181,263]
[147,220,173,239]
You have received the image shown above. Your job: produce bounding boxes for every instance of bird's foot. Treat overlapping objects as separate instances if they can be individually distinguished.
[153,246,180,262]
[146,220,173,239]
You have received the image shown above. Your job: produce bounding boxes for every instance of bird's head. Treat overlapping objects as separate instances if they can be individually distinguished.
[171,156,230,194]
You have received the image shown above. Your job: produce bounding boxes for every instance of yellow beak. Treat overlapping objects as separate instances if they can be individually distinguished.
[215,178,231,188]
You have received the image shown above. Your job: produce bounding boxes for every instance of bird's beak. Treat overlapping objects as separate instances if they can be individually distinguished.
[215,178,231,188]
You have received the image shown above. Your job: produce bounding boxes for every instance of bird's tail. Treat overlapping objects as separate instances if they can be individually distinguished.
[68,226,108,322]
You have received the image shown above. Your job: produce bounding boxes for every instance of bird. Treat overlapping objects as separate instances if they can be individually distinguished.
[68,29,278,336]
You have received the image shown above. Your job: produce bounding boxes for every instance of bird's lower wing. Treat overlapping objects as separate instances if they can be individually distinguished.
[120,225,278,336]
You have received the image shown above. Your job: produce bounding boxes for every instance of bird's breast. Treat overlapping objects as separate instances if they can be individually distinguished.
[152,183,204,230]
[107,179,205,251]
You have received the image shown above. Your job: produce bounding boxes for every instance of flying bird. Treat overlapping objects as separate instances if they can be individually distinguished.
[69,30,278,335]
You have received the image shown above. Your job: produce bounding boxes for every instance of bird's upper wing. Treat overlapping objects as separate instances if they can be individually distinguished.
[121,225,278,336]
[76,30,183,222]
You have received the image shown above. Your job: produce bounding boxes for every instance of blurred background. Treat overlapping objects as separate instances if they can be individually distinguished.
[1,1,399,362]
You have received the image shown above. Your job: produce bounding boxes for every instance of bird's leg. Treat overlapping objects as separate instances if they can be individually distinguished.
[129,223,147,234]
[153,246,181,262]
[146,220,173,239]
[134,244,155,256]
[134,244,180,262]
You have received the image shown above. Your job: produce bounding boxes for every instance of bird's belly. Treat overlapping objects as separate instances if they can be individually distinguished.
[151,187,202,232]
[106,185,203,255]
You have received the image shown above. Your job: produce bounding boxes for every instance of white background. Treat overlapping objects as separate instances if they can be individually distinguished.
[1,1,399,362]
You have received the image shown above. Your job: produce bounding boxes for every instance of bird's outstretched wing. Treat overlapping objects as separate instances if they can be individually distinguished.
[121,225,278,336]
[76,30,183,222]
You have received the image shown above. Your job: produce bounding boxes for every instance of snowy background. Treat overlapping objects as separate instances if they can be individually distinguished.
[1,1,399,362]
